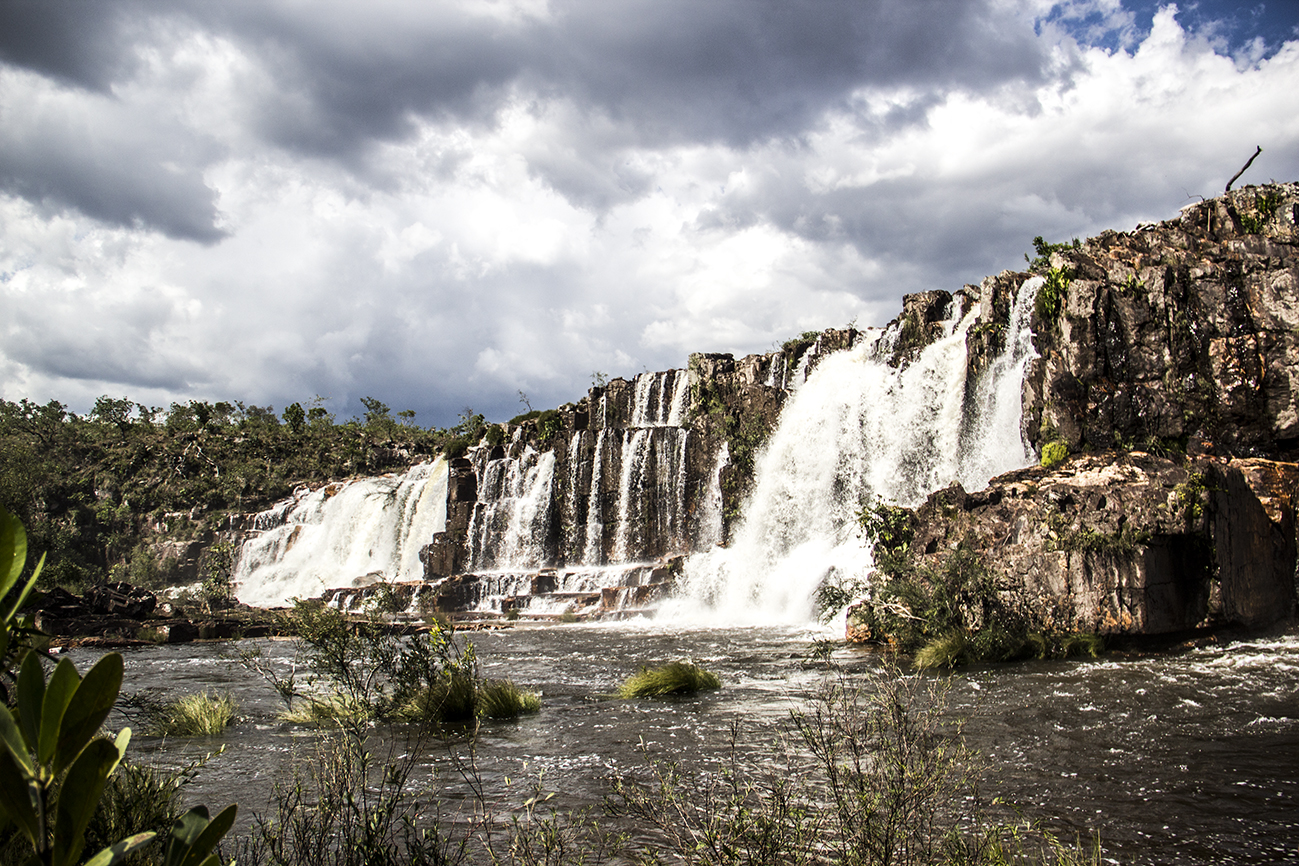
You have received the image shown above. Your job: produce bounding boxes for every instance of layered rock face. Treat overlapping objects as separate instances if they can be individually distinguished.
[847,183,1299,639]
[862,453,1298,641]
[1025,183,1299,458]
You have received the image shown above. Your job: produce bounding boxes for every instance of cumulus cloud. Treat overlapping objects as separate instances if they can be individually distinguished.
[1,0,1297,426]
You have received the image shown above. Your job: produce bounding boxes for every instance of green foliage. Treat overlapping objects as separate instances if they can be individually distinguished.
[858,501,915,561]
[83,761,184,864]
[617,662,720,698]
[535,409,563,442]
[0,653,157,866]
[249,600,536,732]
[1024,235,1081,273]
[162,804,238,866]
[1174,471,1208,521]
[1046,510,1151,554]
[282,402,306,434]
[0,505,44,700]
[1035,266,1072,322]
[780,330,821,354]
[474,679,541,719]
[199,541,236,612]
[144,691,236,737]
[1116,273,1144,296]
[612,662,1102,866]
[0,395,462,590]
[231,734,472,866]
[482,425,506,447]
[1040,440,1069,469]
[1240,191,1281,233]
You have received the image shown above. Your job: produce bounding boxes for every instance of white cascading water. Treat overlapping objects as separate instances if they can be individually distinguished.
[233,460,448,607]
[660,278,1042,626]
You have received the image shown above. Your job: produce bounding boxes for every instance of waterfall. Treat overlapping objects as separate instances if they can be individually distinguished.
[234,460,449,607]
[661,279,1041,626]
[467,446,556,571]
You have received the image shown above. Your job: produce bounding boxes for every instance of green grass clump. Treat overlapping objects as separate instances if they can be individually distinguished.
[914,631,969,670]
[148,690,236,736]
[1040,440,1069,468]
[396,672,478,726]
[475,679,541,719]
[281,692,372,727]
[618,662,721,698]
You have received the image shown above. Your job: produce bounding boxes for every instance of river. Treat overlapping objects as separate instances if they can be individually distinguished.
[69,622,1299,865]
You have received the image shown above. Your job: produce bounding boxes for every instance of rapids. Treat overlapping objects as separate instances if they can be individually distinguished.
[92,625,1299,866]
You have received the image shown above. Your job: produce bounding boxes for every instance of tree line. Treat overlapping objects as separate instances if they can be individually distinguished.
[0,396,487,590]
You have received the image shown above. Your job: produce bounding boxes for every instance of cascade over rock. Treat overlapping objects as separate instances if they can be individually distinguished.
[229,183,1299,636]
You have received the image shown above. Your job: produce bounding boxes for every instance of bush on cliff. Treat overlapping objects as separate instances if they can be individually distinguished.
[853,506,1105,668]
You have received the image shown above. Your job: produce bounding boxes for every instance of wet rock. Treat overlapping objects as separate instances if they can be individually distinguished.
[82,582,158,619]
[852,452,1298,640]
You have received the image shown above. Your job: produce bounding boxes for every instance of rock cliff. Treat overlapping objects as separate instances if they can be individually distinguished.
[847,183,1299,642]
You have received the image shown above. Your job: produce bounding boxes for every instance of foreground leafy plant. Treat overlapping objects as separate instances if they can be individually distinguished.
[0,653,153,866]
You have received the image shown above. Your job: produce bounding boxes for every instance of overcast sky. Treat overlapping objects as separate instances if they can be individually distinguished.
[2,0,1298,427]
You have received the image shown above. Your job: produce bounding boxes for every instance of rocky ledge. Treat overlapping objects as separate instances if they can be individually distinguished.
[848,451,1298,643]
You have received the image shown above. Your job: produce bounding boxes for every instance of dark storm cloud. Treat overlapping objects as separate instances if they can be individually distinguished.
[0,0,134,91]
[0,0,1053,227]
[0,136,224,243]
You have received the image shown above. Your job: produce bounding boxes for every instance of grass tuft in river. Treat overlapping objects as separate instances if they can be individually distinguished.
[617,661,721,698]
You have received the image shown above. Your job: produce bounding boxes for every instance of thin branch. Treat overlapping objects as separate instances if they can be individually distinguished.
[1226,145,1262,192]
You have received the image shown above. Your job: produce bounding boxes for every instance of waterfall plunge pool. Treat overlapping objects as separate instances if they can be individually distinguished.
[69,623,1299,865]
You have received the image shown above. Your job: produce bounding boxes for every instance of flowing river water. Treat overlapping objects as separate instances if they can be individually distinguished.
[67,623,1299,865]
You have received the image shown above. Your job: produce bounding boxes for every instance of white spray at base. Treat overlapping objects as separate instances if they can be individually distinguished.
[658,278,1042,627]
[233,460,449,607]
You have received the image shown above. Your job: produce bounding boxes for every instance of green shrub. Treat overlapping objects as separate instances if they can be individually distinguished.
[83,761,184,860]
[536,409,563,441]
[915,630,969,669]
[1025,235,1080,272]
[613,661,1104,866]
[1040,440,1069,468]
[281,692,372,727]
[1035,266,1072,321]
[618,662,721,698]
[483,425,506,447]
[475,679,541,719]
[147,691,236,737]
[396,671,477,726]
[1240,191,1280,233]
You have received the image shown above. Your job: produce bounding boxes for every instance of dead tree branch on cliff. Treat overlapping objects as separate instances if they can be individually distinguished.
[1226,146,1262,192]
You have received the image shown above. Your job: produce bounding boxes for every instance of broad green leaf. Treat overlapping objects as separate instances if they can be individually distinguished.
[0,705,33,776]
[174,803,237,866]
[109,728,131,775]
[39,658,80,766]
[3,554,43,623]
[0,506,25,600]
[0,747,38,844]
[80,831,158,866]
[16,652,45,753]
[164,806,210,857]
[55,653,123,774]
[53,738,118,866]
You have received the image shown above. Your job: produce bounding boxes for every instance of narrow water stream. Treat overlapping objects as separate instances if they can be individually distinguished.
[71,624,1299,865]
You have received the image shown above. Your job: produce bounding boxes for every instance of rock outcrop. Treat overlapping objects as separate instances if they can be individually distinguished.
[850,452,1298,641]
[845,183,1299,641]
